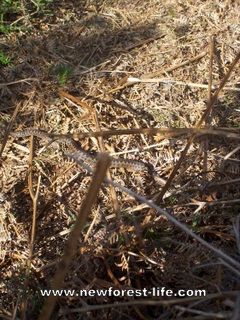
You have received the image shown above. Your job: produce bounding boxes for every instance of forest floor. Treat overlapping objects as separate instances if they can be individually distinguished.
[0,0,240,319]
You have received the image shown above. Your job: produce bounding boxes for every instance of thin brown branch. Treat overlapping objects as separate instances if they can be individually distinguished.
[93,110,130,244]
[155,48,240,203]
[127,78,240,91]
[107,49,207,94]
[61,127,240,140]
[21,135,41,320]
[115,34,165,52]
[0,78,39,87]
[198,49,240,127]
[12,127,240,141]
[202,36,215,184]
[38,153,111,320]
[58,90,94,113]
[0,102,21,158]
[60,291,238,314]
[104,176,240,271]
[143,49,208,79]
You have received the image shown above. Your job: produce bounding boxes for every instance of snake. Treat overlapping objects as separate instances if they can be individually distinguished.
[11,129,149,171]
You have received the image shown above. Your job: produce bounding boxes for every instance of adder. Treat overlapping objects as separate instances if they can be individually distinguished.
[11,128,149,171]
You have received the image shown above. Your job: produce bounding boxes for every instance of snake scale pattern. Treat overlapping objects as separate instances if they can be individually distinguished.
[11,129,148,171]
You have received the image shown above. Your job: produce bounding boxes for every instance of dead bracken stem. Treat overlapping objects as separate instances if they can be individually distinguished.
[11,126,240,141]
[107,49,207,94]
[93,110,130,244]
[38,153,111,320]
[21,135,41,319]
[202,36,215,184]
[66,153,240,274]
[58,291,237,314]
[155,48,240,203]
[0,102,21,158]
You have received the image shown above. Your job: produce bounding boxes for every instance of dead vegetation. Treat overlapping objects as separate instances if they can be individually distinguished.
[0,0,240,319]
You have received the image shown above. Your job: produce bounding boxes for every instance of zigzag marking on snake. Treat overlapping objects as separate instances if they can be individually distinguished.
[11,129,148,171]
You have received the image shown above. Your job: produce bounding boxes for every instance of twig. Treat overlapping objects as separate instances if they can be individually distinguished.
[233,215,240,255]
[38,153,111,320]
[0,102,21,158]
[143,50,208,79]
[224,145,240,160]
[21,135,41,319]
[107,50,207,93]
[59,291,238,314]
[68,153,240,273]
[175,305,230,318]
[13,127,239,141]
[155,48,240,203]
[187,198,240,214]
[202,36,214,184]
[92,113,136,320]
[1,92,35,158]
[58,90,94,113]
[93,111,130,242]
[114,34,165,52]
[0,78,39,86]
[127,78,240,91]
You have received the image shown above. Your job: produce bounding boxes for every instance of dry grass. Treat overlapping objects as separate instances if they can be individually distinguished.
[0,0,240,319]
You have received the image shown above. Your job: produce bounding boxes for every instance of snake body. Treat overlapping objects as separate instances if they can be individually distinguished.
[12,129,148,171]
